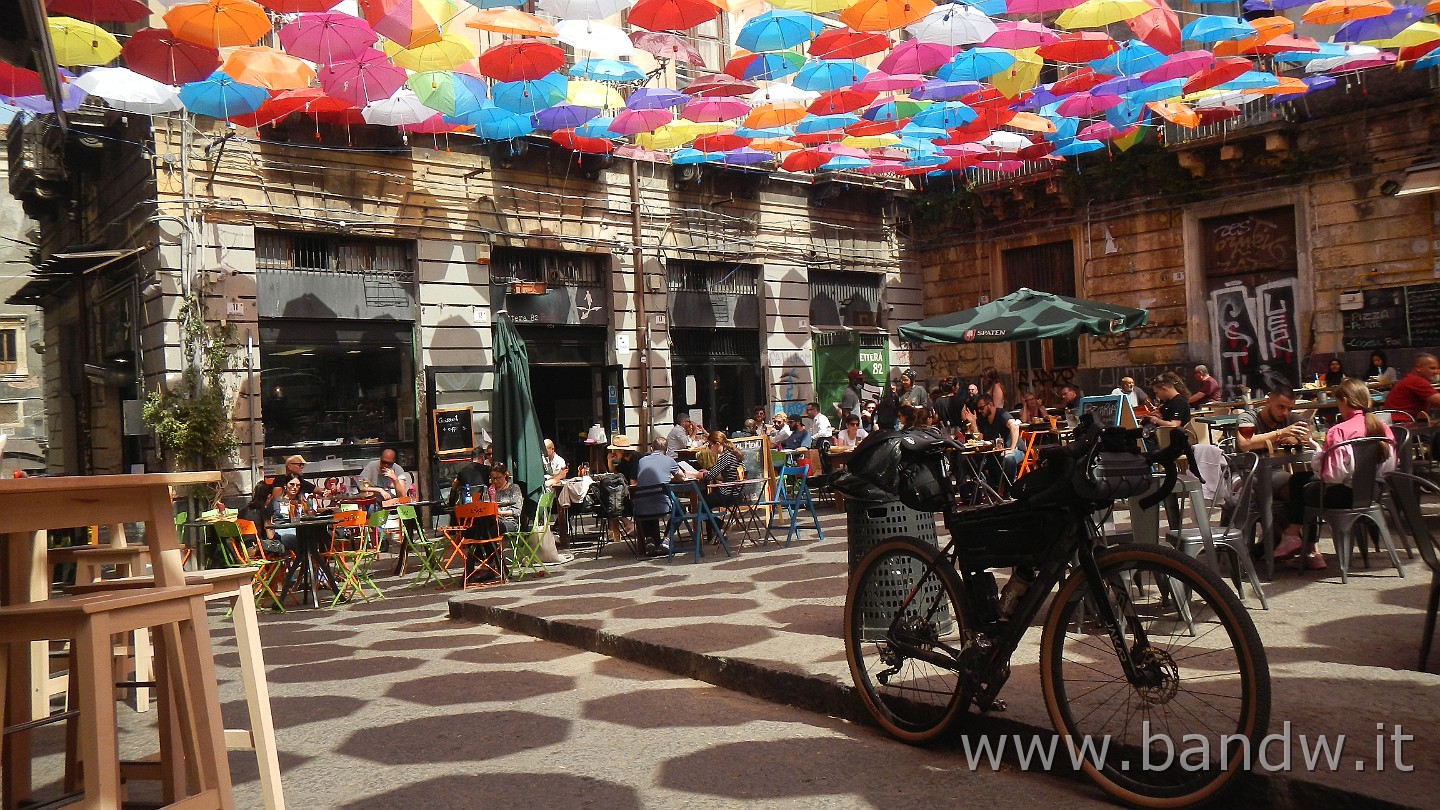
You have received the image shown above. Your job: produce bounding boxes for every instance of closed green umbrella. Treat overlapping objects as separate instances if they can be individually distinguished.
[897,287,1148,344]
[492,315,546,508]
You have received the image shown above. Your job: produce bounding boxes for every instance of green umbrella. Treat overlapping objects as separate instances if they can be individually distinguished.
[897,287,1148,344]
[492,315,546,507]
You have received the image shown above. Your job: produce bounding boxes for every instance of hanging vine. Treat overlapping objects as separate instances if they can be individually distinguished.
[141,291,239,471]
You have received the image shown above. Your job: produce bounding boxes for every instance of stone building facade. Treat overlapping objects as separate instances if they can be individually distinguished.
[0,122,46,475]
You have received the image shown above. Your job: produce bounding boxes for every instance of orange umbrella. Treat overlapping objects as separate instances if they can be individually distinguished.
[1212,16,1293,56]
[1146,100,1198,128]
[1252,75,1308,96]
[466,8,558,37]
[220,47,317,90]
[839,0,935,33]
[1008,111,1056,133]
[1301,0,1394,25]
[749,137,803,153]
[163,0,273,49]
[745,102,807,128]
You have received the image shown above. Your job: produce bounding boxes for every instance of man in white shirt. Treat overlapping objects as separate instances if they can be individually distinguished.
[665,414,694,458]
[542,439,568,487]
[806,401,835,475]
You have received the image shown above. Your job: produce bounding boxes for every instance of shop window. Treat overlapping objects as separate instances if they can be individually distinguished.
[809,270,882,328]
[0,321,18,375]
[256,231,414,283]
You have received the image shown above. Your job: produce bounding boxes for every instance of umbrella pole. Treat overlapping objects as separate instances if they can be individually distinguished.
[630,162,649,442]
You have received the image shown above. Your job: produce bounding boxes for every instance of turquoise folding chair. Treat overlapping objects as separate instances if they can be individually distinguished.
[765,465,825,546]
[662,480,731,562]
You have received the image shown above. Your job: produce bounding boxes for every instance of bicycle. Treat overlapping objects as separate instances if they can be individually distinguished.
[843,421,1271,809]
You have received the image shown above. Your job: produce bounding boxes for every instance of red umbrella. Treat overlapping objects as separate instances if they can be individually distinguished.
[318,49,407,107]
[629,30,706,66]
[1050,65,1112,95]
[1194,106,1242,125]
[1181,56,1252,95]
[257,0,340,10]
[46,0,150,23]
[808,88,878,115]
[693,131,749,151]
[792,129,846,144]
[552,129,617,153]
[122,27,222,85]
[809,28,890,60]
[0,59,44,97]
[846,118,902,136]
[685,74,757,98]
[1037,31,1118,63]
[477,40,565,82]
[628,0,722,33]
[227,87,355,127]
[1126,0,1182,55]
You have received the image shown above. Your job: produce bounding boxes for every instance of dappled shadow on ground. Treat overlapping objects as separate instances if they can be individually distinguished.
[747,562,843,583]
[386,670,576,706]
[368,632,498,652]
[627,622,775,654]
[268,655,424,683]
[610,597,761,620]
[344,773,641,810]
[582,687,752,729]
[337,710,571,764]
[446,639,585,665]
[652,581,756,598]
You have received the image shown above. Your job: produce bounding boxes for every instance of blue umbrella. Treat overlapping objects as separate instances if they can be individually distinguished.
[1333,5,1425,43]
[795,113,860,133]
[178,72,267,119]
[1091,41,1165,76]
[864,99,931,121]
[576,115,619,138]
[1412,51,1440,70]
[672,148,722,164]
[452,102,536,140]
[1274,43,1346,63]
[904,152,949,168]
[532,103,600,130]
[729,52,805,82]
[937,48,1015,82]
[1104,98,1144,129]
[793,59,869,92]
[821,154,870,170]
[736,10,825,53]
[1181,15,1255,43]
[1124,78,1186,104]
[1215,70,1280,92]
[735,125,794,138]
[492,315,547,511]
[569,58,647,83]
[967,0,1007,13]
[911,101,977,129]
[1045,116,1080,143]
[625,87,690,110]
[896,123,947,140]
[493,73,568,116]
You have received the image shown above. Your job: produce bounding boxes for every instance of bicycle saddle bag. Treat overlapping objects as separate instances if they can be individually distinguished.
[1072,430,1154,502]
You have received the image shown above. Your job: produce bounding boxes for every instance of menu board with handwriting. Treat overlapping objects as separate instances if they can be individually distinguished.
[432,407,474,456]
[1406,283,1440,349]
[1342,287,1408,350]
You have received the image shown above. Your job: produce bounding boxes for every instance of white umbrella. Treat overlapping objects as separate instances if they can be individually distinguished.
[747,81,819,104]
[538,0,633,19]
[72,67,183,114]
[1190,90,1260,108]
[979,130,1032,150]
[362,88,433,125]
[905,4,998,46]
[554,19,635,56]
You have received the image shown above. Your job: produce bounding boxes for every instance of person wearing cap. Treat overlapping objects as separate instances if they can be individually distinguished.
[606,434,639,484]
[898,370,929,408]
[279,455,315,497]
[838,369,865,420]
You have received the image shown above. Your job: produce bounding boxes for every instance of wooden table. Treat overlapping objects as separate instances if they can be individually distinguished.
[1,472,230,808]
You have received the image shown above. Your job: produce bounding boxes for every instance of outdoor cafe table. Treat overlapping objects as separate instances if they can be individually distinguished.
[277,514,339,609]
[954,442,1006,506]
[0,472,228,808]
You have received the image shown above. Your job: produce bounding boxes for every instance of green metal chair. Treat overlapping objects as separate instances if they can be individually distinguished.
[506,490,555,582]
[395,503,453,589]
[330,510,388,606]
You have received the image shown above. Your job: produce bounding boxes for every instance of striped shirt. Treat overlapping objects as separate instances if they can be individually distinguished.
[703,449,741,486]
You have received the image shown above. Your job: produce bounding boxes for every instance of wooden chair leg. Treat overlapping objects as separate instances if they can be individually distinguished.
[231,586,285,810]
[76,618,123,804]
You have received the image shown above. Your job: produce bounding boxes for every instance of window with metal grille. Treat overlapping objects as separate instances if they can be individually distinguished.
[809,269,882,328]
[255,232,414,283]
[0,402,18,425]
[489,246,605,287]
[666,260,759,295]
[0,324,18,375]
[671,328,758,361]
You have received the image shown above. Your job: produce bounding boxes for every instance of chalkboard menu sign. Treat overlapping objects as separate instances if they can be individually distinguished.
[1078,395,1136,428]
[1406,283,1440,348]
[731,435,771,481]
[432,407,474,456]
[1342,287,1407,350]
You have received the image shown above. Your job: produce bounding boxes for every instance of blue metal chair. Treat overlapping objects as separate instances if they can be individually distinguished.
[662,480,731,562]
[765,465,825,546]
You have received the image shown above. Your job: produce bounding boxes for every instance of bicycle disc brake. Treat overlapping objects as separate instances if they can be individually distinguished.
[1130,643,1180,705]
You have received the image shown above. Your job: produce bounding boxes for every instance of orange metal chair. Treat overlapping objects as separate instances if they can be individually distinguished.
[443,501,506,587]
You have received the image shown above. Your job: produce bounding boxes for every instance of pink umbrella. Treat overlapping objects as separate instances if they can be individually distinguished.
[1056,91,1124,117]
[1139,50,1214,82]
[851,71,926,93]
[318,49,407,108]
[358,0,444,50]
[401,114,463,133]
[983,20,1060,49]
[610,107,673,134]
[681,97,750,122]
[878,40,956,74]
[279,13,379,64]
[1078,120,1137,140]
[629,30,706,66]
[1004,0,1085,12]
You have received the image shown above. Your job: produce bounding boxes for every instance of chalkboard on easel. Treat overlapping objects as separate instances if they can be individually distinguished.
[1078,395,1136,429]
[432,407,474,457]
[1342,287,1407,350]
[731,435,771,481]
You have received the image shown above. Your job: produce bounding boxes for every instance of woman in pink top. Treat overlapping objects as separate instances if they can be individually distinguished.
[1284,378,1396,570]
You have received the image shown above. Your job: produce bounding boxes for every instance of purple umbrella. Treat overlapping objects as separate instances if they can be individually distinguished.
[721,147,773,166]
[532,103,600,130]
[625,87,690,110]
[319,50,406,108]
[909,78,984,101]
[279,13,379,64]
[1091,75,1151,96]
[878,40,957,74]
[1333,5,1425,43]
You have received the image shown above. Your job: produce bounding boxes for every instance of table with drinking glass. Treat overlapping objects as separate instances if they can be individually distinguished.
[1253,446,1315,579]
[276,514,339,609]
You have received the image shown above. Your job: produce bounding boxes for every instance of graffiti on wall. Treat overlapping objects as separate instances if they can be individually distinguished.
[1208,278,1300,399]
[1090,324,1187,351]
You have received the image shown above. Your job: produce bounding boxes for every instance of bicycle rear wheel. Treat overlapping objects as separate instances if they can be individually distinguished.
[1041,543,1270,809]
[845,537,970,744]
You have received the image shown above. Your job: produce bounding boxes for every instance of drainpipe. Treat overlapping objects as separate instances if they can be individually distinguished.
[629,160,650,443]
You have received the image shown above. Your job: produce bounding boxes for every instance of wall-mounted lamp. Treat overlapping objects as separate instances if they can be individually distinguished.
[1394,160,1440,197]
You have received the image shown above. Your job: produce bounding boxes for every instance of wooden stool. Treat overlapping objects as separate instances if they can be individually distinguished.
[0,585,234,810]
[68,569,285,810]
[50,545,157,714]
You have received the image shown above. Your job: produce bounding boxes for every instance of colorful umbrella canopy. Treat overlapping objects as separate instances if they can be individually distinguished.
[737,11,826,52]
[492,73,568,115]
[47,0,150,23]
[318,49,408,107]
[570,58,648,83]
[610,107,674,134]
[478,39,566,81]
[841,0,936,33]
[810,29,891,59]
[628,0,723,32]
[407,70,487,116]
[384,35,476,72]
[626,87,690,109]
[122,28,222,85]
[1056,0,1152,28]
[466,8,558,37]
[278,13,379,64]
[220,46,317,90]
[629,30,706,65]
[685,74,758,97]
[163,0,273,49]
[46,16,123,66]
[878,40,957,73]
[358,0,449,49]
[725,51,806,81]
[178,70,269,118]
[73,67,183,114]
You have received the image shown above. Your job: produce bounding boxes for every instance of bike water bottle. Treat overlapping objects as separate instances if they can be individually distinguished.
[997,568,1037,620]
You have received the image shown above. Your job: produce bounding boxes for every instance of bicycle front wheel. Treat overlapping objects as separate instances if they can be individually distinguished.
[1040,543,1270,809]
[845,537,970,744]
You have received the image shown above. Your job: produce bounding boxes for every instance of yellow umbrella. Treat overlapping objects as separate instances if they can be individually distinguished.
[841,133,900,148]
[384,35,475,72]
[1371,21,1440,49]
[566,79,624,108]
[47,15,122,66]
[221,46,316,90]
[839,0,935,33]
[768,0,858,11]
[992,47,1043,98]
[1055,0,1152,29]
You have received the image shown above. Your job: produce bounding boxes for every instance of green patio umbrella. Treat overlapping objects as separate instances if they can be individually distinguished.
[897,287,1148,344]
[492,315,546,507]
